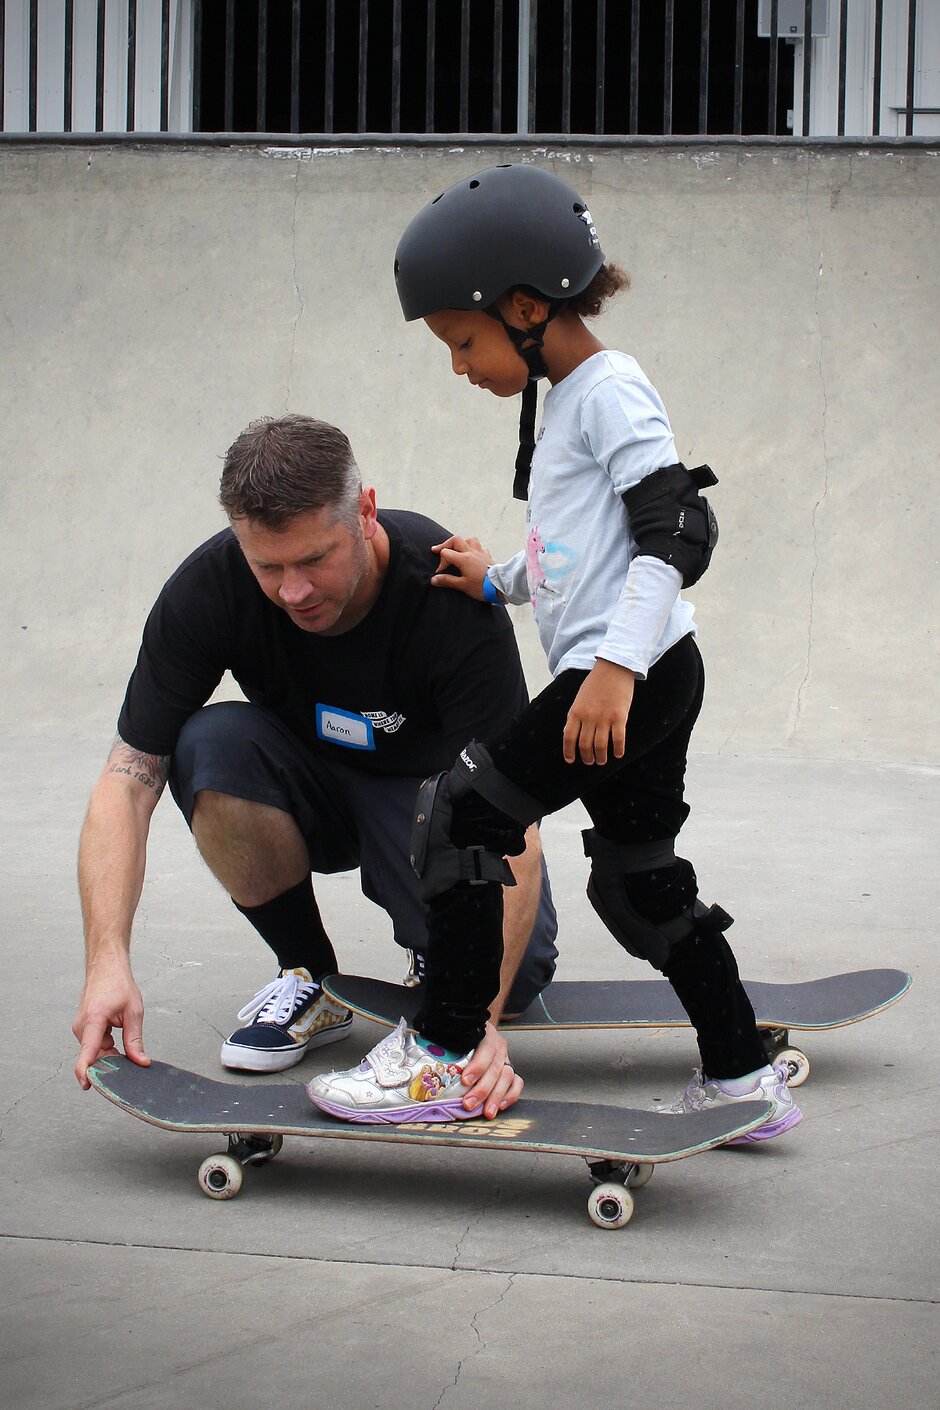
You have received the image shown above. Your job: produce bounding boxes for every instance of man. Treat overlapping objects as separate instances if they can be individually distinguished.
[73,415,556,1117]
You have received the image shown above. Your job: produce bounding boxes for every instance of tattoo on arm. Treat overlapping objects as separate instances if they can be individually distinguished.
[107,735,171,799]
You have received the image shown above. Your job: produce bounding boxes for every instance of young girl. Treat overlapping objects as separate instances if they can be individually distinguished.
[307,164,801,1140]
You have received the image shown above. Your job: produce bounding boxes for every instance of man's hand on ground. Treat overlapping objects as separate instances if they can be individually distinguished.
[73,962,149,1090]
[460,1021,523,1119]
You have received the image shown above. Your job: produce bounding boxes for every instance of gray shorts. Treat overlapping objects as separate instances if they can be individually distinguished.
[169,701,558,1012]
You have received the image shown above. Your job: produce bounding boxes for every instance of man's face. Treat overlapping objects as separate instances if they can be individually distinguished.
[233,493,380,636]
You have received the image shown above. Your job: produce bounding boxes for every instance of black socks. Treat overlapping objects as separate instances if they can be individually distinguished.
[233,877,337,978]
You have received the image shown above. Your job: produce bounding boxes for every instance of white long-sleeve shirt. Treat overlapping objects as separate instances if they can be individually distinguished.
[489,350,696,679]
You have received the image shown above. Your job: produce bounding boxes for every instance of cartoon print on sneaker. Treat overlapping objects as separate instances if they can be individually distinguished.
[409,1063,463,1103]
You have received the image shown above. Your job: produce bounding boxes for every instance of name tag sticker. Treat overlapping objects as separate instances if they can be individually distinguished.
[316,704,375,751]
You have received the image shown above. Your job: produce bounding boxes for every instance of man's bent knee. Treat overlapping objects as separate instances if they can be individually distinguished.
[171,702,298,830]
[174,701,264,773]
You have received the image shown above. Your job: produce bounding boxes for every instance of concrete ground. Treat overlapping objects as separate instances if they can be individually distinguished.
[2,734,937,1409]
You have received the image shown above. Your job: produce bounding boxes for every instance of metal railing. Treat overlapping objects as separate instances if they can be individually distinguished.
[0,0,935,141]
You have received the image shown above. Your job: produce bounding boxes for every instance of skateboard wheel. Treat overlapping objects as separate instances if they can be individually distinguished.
[776,1048,811,1088]
[197,1153,244,1200]
[627,1162,654,1189]
[587,1183,634,1229]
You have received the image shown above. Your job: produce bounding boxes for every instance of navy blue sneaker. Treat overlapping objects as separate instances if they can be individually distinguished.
[221,967,353,1073]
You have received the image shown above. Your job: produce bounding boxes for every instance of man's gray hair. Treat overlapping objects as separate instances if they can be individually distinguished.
[220,414,363,530]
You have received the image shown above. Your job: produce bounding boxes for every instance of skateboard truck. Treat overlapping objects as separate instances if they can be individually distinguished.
[761,1027,811,1087]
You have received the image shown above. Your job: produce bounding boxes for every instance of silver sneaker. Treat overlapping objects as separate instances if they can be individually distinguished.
[659,1064,803,1144]
[307,1017,479,1123]
[221,967,352,1073]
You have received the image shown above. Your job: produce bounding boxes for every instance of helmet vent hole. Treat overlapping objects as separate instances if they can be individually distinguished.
[469,180,480,189]
[431,193,443,204]
[573,202,585,214]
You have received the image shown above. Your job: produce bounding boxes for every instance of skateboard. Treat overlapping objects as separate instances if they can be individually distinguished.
[323,968,912,1088]
[88,1054,771,1230]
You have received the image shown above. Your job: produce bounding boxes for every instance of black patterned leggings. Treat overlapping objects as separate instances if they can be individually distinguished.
[415,634,767,1079]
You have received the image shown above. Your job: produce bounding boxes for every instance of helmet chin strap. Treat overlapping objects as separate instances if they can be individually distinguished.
[513,381,540,502]
[487,304,563,501]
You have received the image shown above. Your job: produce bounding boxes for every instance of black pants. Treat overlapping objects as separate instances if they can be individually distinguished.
[417,635,767,1079]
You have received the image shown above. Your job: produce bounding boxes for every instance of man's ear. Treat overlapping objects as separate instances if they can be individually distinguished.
[359,486,379,539]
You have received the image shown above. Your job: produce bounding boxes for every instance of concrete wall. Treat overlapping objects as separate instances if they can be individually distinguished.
[2,142,937,762]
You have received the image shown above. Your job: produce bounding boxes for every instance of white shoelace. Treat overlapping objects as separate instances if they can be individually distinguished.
[236,973,318,1026]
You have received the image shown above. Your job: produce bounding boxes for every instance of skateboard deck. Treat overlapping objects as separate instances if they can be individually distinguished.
[323,968,912,1088]
[89,1055,771,1229]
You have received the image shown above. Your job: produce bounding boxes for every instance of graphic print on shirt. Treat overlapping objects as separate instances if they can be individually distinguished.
[525,526,547,601]
[525,524,575,614]
[362,710,407,735]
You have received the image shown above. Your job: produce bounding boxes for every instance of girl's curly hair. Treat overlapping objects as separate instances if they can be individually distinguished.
[566,262,630,317]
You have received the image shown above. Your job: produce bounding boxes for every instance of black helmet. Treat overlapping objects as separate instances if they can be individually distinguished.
[394,163,605,322]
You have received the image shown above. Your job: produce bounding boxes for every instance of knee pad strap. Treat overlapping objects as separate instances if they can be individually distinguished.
[582,831,678,873]
[453,740,545,826]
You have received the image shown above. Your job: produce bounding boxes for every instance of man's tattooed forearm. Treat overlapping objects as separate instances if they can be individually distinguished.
[108,736,170,797]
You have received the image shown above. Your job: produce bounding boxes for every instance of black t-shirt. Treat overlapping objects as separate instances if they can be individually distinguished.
[118,510,527,776]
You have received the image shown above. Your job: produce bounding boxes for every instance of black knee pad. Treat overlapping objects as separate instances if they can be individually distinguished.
[409,769,512,901]
[410,741,548,901]
[582,829,733,972]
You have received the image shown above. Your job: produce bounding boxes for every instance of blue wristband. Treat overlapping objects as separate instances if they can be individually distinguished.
[481,570,500,604]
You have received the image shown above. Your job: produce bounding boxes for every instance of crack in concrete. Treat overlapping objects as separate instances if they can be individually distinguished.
[7,1234,936,1305]
[788,158,831,744]
[191,1007,227,1043]
[716,729,733,756]
[451,1187,499,1270]
[0,1058,67,1135]
[451,1219,474,1271]
[285,168,305,411]
[154,946,202,973]
[432,1272,517,1408]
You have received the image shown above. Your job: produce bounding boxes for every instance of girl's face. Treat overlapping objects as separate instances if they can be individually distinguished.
[424,305,531,398]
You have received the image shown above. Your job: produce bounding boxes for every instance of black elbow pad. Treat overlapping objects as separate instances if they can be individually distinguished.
[621,463,720,588]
